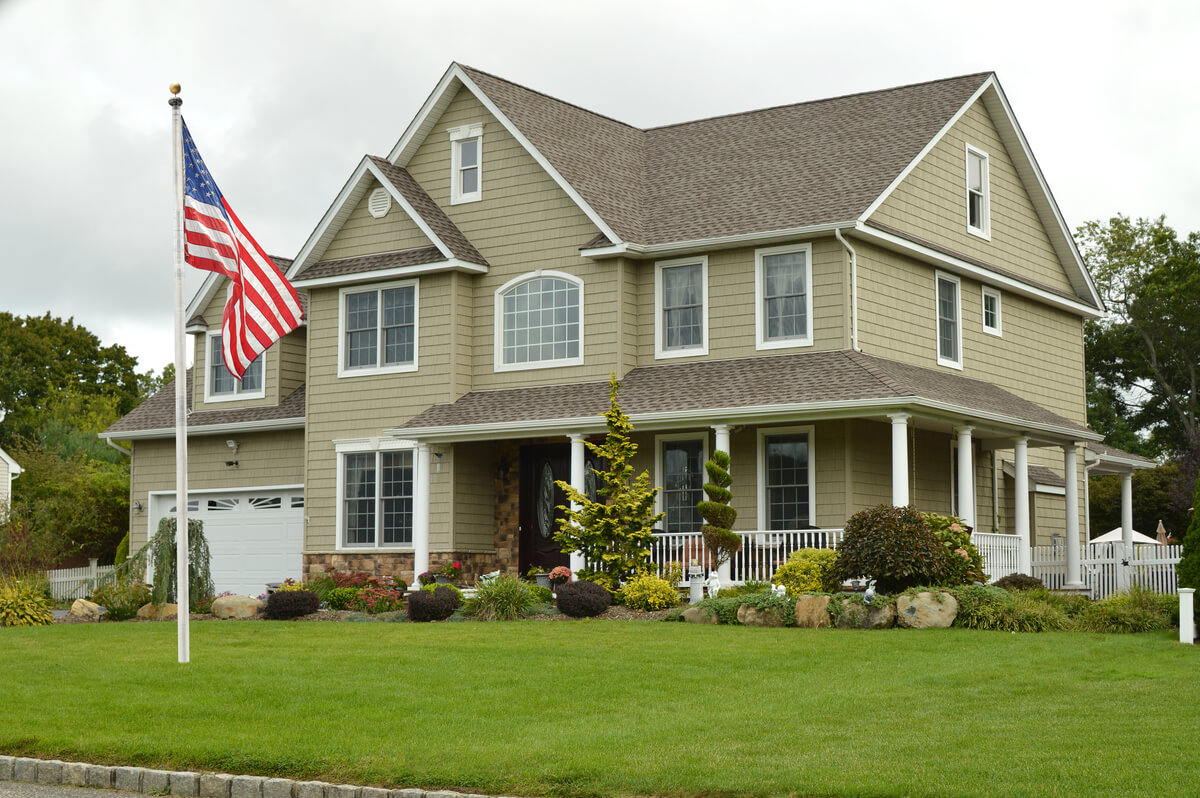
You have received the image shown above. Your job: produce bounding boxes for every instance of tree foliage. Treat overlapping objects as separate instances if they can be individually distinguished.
[1089,463,1192,543]
[1176,475,1200,590]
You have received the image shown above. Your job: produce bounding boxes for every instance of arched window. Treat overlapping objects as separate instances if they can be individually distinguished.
[494,271,583,370]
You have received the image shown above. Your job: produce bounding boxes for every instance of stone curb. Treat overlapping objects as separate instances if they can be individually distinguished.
[0,756,522,798]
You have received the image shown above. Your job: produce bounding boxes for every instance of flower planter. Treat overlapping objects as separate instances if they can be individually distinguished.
[435,576,454,585]
[534,574,551,589]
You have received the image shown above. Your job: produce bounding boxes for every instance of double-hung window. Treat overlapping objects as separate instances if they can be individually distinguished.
[494,271,583,371]
[449,123,483,204]
[340,445,414,549]
[936,272,962,369]
[759,427,814,530]
[658,436,706,534]
[204,332,264,401]
[755,243,813,350]
[982,286,1002,336]
[655,257,707,358]
[966,145,990,239]
[339,282,418,377]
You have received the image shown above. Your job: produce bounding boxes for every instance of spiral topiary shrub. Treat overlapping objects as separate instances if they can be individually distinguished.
[992,573,1044,591]
[264,589,320,619]
[771,548,840,596]
[555,579,612,617]
[618,572,680,611]
[407,585,460,622]
[830,505,952,593]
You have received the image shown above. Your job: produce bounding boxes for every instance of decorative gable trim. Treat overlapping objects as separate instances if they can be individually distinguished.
[0,446,21,476]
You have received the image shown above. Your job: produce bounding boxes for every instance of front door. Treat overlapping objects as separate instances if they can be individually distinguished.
[519,444,572,575]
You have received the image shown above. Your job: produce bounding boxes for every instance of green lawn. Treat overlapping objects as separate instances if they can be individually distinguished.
[1,621,1196,798]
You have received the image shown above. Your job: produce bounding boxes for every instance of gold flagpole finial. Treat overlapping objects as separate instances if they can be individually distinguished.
[169,83,182,108]
[170,83,181,95]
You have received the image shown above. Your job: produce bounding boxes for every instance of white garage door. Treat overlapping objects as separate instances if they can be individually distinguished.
[152,487,304,597]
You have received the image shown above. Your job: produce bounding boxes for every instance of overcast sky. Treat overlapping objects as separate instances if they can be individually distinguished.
[1,0,1196,375]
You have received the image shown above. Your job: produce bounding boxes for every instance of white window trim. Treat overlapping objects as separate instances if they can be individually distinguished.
[965,144,991,240]
[449,123,483,205]
[333,437,419,552]
[654,432,709,532]
[981,285,1002,337]
[654,256,708,359]
[493,269,585,373]
[337,280,419,379]
[756,425,816,531]
[203,330,266,403]
[755,242,814,351]
[936,271,963,370]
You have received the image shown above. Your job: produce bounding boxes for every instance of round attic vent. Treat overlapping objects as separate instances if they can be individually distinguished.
[367,187,391,218]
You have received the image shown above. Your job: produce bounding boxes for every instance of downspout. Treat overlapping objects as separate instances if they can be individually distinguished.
[104,437,132,457]
[835,227,860,352]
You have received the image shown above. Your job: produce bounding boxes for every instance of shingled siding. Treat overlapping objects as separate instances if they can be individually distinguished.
[869,100,1072,295]
[319,177,434,262]
[127,430,305,551]
[452,440,499,553]
[277,329,307,401]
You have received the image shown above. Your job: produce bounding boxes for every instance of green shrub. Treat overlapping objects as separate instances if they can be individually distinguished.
[0,578,53,626]
[90,580,152,621]
[527,584,553,604]
[1009,594,1072,632]
[1081,585,1176,633]
[992,573,1044,591]
[420,582,464,603]
[264,589,320,620]
[113,531,129,566]
[618,572,680,611]
[831,505,952,593]
[555,579,612,617]
[325,586,363,611]
[691,596,743,624]
[464,574,536,621]
[950,584,1016,630]
[303,575,337,603]
[691,590,795,625]
[1175,472,1200,588]
[273,578,307,592]
[922,512,987,584]
[350,587,405,615]
[716,580,772,598]
[771,548,840,596]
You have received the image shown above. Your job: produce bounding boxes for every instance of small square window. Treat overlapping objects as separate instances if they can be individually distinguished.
[982,286,1002,337]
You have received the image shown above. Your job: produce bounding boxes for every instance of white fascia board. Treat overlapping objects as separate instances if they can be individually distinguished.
[291,258,487,289]
[387,63,466,165]
[0,446,21,474]
[287,157,379,280]
[1084,448,1157,472]
[580,222,851,260]
[184,272,223,323]
[99,417,304,441]
[853,222,1104,318]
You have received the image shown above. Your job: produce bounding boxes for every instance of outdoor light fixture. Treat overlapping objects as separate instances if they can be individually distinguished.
[132,500,144,512]
[226,439,240,455]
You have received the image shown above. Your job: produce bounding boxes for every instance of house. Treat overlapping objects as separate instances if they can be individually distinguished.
[0,444,20,513]
[103,63,1114,595]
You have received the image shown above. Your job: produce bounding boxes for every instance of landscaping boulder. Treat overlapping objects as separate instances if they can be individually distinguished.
[680,606,719,624]
[70,598,103,621]
[896,592,958,629]
[736,604,788,627]
[793,595,832,628]
[832,598,896,629]
[137,603,179,620]
[211,595,264,619]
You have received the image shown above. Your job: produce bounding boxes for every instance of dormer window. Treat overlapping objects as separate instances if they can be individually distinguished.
[449,123,483,204]
[966,145,990,239]
[205,332,264,401]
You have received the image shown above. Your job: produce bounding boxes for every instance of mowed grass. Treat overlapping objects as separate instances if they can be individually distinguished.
[1,621,1196,798]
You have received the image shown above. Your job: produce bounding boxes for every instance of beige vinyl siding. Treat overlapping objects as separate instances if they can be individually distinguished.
[453,441,498,551]
[848,420,894,511]
[277,327,307,398]
[870,100,1073,294]
[320,178,435,262]
[619,258,639,377]
[450,271,473,401]
[911,428,954,516]
[127,430,304,550]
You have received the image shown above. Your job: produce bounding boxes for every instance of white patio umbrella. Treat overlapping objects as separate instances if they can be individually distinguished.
[1155,520,1169,545]
[1090,528,1162,546]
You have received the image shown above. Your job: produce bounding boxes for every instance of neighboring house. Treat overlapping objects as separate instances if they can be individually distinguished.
[104,63,1112,594]
[0,445,21,513]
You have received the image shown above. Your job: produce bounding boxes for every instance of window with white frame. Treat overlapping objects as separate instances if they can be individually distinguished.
[339,282,418,377]
[495,271,582,370]
[936,272,962,368]
[449,124,483,204]
[759,428,814,530]
[755,243,813,350]
[966,145,990,238]
[340,447,414,548]
[981,286,1002,336]
[655,257,707,358]
[205,332,264,401]
[658,437,706,534]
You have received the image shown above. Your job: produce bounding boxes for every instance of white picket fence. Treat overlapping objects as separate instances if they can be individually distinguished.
[44,559,114,599]
[648,528,844,585]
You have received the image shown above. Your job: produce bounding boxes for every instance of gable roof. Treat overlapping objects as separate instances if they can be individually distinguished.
[0,445,20,476]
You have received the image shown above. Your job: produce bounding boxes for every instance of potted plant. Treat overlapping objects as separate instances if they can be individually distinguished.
[527,566,551,589]
[417,571,436,587]
[548,565,572,587]
[437,560,462,585]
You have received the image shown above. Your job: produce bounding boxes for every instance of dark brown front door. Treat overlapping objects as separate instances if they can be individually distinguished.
[519,444,572,574]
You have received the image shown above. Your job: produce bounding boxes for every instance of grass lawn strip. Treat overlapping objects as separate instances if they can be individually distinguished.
[1,622,1195,798]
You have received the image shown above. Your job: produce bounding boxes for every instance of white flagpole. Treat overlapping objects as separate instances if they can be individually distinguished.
[170,84,190,664]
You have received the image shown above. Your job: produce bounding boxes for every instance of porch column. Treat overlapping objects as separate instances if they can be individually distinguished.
[888,413,910,506]
[1063,444,1084,588]
[712,424,731,457]
[1118,471,1134,591]
[1014,436,1031,575]
[568,433,587,575]
[955,425,975,529]
[413,442,431,583]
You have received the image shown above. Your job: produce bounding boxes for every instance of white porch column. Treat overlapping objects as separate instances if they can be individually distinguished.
[1063,444,1084,589]
[568,433,587,575]
[1118,471,1134,591]
[712,424,731,456]
[888,413,910,506]
[1014,436,1031,575]
[412,442,431,583]
[954,425,975,529]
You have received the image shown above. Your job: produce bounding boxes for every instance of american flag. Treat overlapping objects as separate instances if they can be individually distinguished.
[182,119,302,379]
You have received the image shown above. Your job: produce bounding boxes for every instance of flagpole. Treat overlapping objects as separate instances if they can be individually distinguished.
[170,83,190,664]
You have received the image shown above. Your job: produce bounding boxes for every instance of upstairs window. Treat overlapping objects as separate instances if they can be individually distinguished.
[205,332,264,401]
[495,271,583,371]
[655,257,707,358]
[755,243,813,350]
[449,124,483,204]
[338,282,418,377]
[966,145,990,239]
[936,272,962,369]
[982,286,1002,336]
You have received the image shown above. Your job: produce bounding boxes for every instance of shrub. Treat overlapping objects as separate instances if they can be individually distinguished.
[0,578,53,626]
[661,561,684,587]
[922,512,987,584]
[264,589,320,619]
[690,596,743,624]
[273,578,307,592]
[717,580,772,598]
[698,450,741,570]
[407,585,460,622]
[420,582,464,604]
[464,574,536,621]
[325,586,363,611]
[1175,472,1200,589]
[555,579,612,617]
[1009,593,1072,632]
[303,574,337,603]
[90,580,152,621]
[619,572,680,611]
[772,548,840,596]
[351,587,405,615]
[113,531,129,566]
[330,571,381,589]
[1081,585,1176,633]
[950,584,1016,630]
[992,573,1044,591]
[831,505,952,593]
[527,584,553,604]
[191,591,233,615]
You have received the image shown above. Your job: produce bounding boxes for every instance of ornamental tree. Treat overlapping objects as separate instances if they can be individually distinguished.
[697,450,741,571]
[1175,474,1200,589]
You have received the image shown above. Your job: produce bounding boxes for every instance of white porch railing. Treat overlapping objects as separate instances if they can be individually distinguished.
[974,532,1022,582]
[648,529,844,585]
[44,559,114,599]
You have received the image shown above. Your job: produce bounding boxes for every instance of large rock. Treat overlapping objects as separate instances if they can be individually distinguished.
[211,595,264,619]
[137,603,179,620]
[69,598,103,621]
[793,595,832,628]
[896,592,958,629]
[680,606,720,624]
[736,604,787,627]
[832,598,897,629]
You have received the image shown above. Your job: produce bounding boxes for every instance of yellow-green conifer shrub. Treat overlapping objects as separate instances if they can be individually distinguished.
[771,548,840,596]
[0,579,53,626]
[619,572,681,611]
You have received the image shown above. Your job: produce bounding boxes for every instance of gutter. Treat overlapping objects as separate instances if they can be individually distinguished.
[835,227,860,352]
[104,438,132,457]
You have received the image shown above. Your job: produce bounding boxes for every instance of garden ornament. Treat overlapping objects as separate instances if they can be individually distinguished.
[863,583,876,604]
[707,571,721,598]
[772,584,786,597]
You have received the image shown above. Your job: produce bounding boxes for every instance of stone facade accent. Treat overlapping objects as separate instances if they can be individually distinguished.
[491,442,521,575]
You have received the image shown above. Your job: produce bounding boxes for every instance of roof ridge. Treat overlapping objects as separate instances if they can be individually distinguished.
[843,350,911,395]
[456,62,645,132]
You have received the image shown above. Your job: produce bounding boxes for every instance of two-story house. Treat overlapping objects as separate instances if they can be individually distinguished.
[103,63,1113,596]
